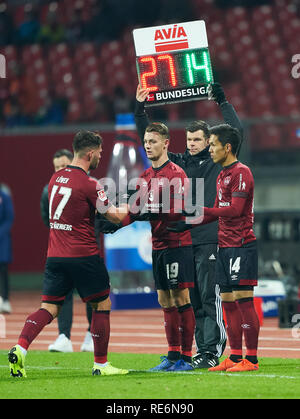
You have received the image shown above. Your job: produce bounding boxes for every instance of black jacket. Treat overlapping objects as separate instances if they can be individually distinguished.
[134,100,243,246]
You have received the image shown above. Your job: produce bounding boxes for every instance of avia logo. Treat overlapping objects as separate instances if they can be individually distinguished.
[154,24,189,53]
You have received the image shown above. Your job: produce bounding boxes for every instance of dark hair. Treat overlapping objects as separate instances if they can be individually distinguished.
[53,149,73,161]
[72,131,103,155]
[209,124,241,155]
[145,122,169,139]
[185,120,210,139]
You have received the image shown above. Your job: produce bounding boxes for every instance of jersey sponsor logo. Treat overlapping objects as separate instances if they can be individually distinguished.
[145,202,163,210]
[154,24,188,52]
[50,222,72,231]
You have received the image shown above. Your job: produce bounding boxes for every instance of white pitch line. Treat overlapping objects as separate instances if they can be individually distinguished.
[0,365,298,380]
[3,330,167,338]
[1,338,299,352]
[2,330,300,343]
[3,322,163,330]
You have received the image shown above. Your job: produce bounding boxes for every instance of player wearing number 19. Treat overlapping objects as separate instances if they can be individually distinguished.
[8,130,129,378]
[120,122,196,372]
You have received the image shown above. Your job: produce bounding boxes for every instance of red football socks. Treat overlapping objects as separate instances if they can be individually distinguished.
[222,301,243,360]
[18,308,53,350]
[237,298,260,362]
[163,307,181,359]
[91,310,110,364]
[178,304,195,360]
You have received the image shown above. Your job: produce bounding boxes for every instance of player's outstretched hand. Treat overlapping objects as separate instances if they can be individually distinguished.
[136,84,150,103]
[209,82,227,105]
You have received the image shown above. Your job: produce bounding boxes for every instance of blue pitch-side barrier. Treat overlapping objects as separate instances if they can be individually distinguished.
[254,279,286,317]
[111,291,160,310]
[105,222,153,271]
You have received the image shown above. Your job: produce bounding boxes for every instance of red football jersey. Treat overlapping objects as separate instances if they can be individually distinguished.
[138,160,192,250]
[47,166,107,258]
[206,161,256,247]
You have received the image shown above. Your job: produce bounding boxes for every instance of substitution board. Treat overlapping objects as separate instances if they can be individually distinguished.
[133,20,214,106]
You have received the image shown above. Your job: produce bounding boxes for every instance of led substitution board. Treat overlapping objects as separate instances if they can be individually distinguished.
[133,20,213,106]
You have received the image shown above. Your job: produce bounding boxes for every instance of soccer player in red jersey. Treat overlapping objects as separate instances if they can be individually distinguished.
[120,122,196,372]
[8,130,129,377]
[170,124,260,372]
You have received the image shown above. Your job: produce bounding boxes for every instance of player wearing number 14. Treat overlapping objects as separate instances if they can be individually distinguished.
[170,124,260,372]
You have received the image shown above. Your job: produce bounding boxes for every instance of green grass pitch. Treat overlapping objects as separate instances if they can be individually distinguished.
[1,351,299,399]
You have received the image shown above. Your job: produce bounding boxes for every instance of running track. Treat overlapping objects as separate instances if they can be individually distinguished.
[0,291,299,358]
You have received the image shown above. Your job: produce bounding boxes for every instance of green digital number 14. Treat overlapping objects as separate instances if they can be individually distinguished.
[185,51,212,84]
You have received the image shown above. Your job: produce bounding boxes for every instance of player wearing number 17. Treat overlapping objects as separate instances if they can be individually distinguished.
[169,124,260,372]
[8,131,129,378]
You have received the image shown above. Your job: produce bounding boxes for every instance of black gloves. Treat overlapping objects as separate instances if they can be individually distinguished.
[210,82,227,105]
[95,213,122,234]
[167,220,192,233]
[131,212,160,222]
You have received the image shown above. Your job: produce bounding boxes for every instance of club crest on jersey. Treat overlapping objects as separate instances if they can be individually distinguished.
[97,189,107,202]
[154,24,189,52]
[224,176,231,185]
